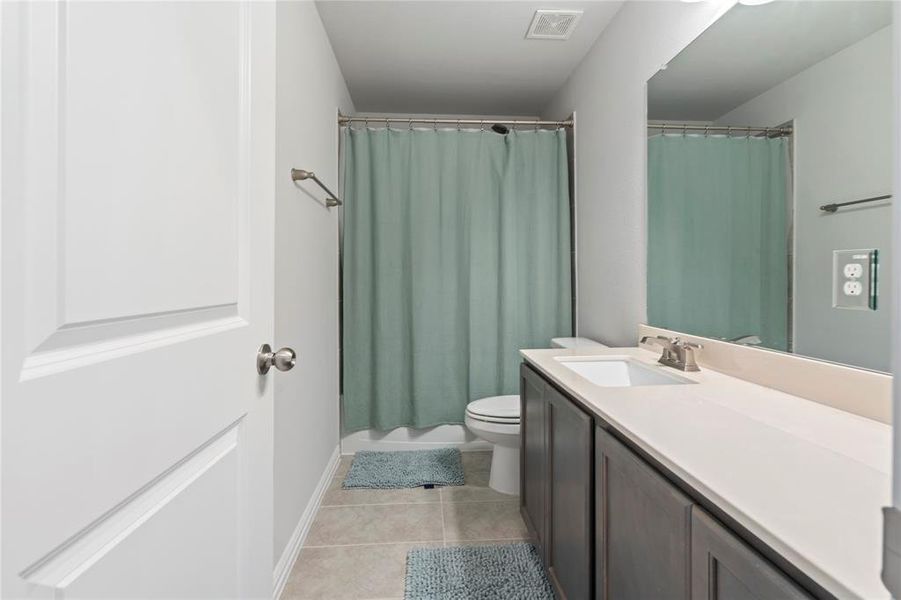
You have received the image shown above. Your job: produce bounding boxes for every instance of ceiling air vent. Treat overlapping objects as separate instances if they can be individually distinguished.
[526,9,583,40]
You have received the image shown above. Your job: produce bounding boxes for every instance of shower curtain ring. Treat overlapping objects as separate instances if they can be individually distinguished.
[385,118,390,130]
[364,118,369,129]
[433,120,438,132]
[457,119,461,131]
[727,126,732,138]
[746,126,752,139]
[704,125,709,137]
[682,124,687,137]
[409,119,413,130]
[764,127,770,138]
[480,120,485,132]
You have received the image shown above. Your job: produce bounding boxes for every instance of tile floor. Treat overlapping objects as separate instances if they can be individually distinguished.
[282,451,531,599]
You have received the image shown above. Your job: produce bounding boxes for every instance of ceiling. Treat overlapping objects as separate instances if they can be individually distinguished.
[316,1,623,116]
[648,1,893,122]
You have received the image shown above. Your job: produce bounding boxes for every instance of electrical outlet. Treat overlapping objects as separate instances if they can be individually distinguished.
[843,280,862,296]
[833,249,877,310]
[843,263,863,279]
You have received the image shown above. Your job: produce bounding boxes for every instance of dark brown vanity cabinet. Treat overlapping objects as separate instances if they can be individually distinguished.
[691,508,812,600]
[595,426,692,600]
[521,362,823,600]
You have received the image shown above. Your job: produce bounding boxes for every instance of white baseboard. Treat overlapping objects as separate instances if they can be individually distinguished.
[272,445,340,600]
[342,438,492,453]
[341,424,492,454]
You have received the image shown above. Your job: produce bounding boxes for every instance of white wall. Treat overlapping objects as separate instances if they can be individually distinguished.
[541,1,734,346]
[274,0,354,568]
[716,27,892,372]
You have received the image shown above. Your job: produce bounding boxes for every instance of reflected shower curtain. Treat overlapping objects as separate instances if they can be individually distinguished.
[342,127,572,432]
[647,134,789,350]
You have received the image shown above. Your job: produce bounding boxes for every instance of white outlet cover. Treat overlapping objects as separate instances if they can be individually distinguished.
[833,249,877,310]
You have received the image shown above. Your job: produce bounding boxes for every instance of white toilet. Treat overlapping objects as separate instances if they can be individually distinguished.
[465,395,522,495]
[465,337,606,496]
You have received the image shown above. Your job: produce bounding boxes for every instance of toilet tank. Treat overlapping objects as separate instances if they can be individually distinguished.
[551,337,607,349]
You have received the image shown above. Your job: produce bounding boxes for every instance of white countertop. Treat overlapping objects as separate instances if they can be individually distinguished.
[521,346,892,600]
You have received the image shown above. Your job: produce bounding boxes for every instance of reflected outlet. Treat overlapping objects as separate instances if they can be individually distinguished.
[832,249,877,310]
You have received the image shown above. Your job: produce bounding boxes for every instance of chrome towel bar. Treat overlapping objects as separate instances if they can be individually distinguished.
[819,194,891,213]
[291,168,342,207]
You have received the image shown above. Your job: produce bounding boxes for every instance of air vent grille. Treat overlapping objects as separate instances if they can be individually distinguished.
[526,9,583,40]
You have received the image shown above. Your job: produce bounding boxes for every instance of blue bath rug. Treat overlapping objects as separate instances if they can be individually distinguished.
[342,448,464,489]
[404,543,554,599]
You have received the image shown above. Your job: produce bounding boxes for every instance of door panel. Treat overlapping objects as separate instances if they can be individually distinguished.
[2,2,276,598]
[546,386,593,600]
[597,427,692,600]
[520,364,547,552]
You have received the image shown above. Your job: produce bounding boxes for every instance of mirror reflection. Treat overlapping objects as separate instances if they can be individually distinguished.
[646,1,892,372]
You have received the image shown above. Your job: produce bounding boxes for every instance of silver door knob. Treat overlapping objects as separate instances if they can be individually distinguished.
[257,344,296,375]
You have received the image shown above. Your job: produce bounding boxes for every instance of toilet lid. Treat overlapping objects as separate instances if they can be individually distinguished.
[466,395,520,421]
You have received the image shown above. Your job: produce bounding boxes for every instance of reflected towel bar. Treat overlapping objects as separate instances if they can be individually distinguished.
[819,194,891,213]
[291,168,342,207]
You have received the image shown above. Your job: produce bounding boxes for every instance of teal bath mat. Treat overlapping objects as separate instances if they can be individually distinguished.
[405,543,554,599]
[342,448,464,489]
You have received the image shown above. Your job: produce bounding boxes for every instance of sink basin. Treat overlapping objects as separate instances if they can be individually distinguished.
[555,356,695,387]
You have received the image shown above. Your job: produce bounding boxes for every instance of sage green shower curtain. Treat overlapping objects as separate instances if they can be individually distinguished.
[647,134,789,350]
[342,127,572,432]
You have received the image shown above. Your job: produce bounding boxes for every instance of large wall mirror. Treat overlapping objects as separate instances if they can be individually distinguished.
[646,1,892,372]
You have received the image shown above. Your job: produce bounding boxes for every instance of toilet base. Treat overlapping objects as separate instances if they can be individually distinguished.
[488,443,520,496]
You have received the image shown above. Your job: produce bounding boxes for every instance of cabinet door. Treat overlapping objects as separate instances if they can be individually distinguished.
[547,385,593,600]
[691,508,812,600]
[596,427,692,600]
[520,364,548,552]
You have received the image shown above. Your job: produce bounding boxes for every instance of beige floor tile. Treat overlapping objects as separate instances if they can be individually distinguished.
[460,451,492,474]
[442,501,529,541]
[305,504,444,546]
[444,538,532,548]
[441,466,517,503]
[322,476,441,506]
[282,542,434,599]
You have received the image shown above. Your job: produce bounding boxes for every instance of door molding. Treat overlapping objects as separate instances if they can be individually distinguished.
[21,418,243,591]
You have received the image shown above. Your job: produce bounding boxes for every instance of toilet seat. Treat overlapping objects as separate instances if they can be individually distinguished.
[465,395,520,424]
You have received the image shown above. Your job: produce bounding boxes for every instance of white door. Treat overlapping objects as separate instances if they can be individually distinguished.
[2,2,276,598]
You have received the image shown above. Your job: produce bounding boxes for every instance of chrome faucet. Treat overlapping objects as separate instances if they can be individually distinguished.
[640,335,702,372]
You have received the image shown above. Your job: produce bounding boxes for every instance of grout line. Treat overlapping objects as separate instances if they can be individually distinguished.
[440,498,520,504]
[303,540,445,549]
[302,537,530,550]
[319,501,442,508]
[440,537,532,545]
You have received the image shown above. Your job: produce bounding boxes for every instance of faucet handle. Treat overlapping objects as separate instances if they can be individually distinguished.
[676,340,703,350]
[674,340,702,372]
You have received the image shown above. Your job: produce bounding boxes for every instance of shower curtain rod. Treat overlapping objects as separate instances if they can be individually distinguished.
[648,123,793,136]
[338,115,573,128]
